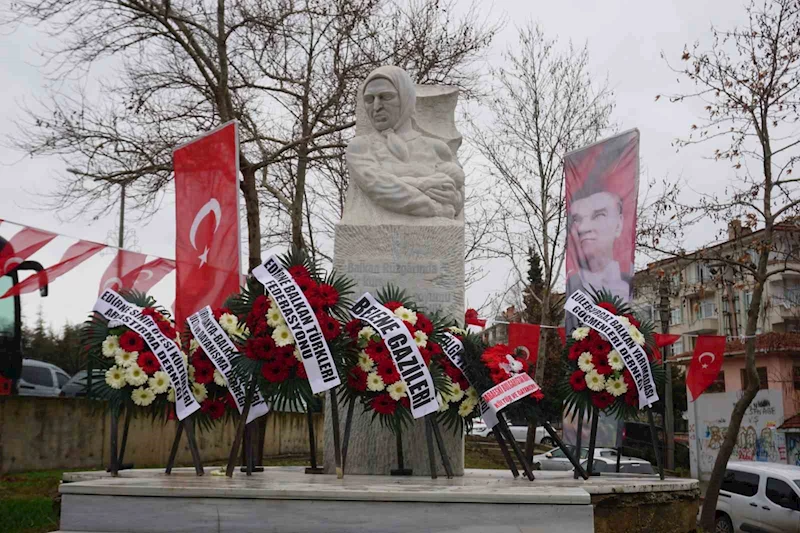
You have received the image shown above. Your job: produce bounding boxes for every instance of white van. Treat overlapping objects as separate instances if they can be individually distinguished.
[18,359,70,397]
[715,461,800,532]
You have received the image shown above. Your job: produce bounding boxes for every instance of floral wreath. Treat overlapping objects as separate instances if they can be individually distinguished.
[226,248,354,410]
[340,287,459,433]
[558,290,665,419]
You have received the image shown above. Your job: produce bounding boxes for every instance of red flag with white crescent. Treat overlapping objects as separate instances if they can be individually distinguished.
[0,226,58,276]
[98,249,147,295]
[125,258,176,293]
[508,323,541,367]
[687,335,726,401]
[174,121,240,328]
[2,240,105,298]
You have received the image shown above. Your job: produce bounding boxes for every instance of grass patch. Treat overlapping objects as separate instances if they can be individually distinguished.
[0,470,63,533]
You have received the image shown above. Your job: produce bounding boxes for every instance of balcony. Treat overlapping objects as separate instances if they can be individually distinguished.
[684,316,720,334]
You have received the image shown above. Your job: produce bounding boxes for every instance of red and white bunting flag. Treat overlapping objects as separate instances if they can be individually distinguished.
[2,240,105,298]
[124,258,176,293]
[98,250,148,295]
[508,323,541,367]
[0,227,58,276]
[687,335,726,401]
[174,122,240,328]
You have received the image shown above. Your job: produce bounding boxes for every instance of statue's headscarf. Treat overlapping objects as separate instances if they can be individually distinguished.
[363,65,416,162]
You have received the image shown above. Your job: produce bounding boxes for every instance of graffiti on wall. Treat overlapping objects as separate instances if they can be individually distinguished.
[787,435,800,467]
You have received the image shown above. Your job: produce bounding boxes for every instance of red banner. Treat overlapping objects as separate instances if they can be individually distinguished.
[653,333,681,362]
[2,240,104,298]
[174,122,241,328]
[557,327,566,346]
[123,258,176,293]
[465,308,486,327]
[687,335,726,401]
[564,130,639,331]
[0,227,57,276]
[508,323,541,367]
[98,250,148,295]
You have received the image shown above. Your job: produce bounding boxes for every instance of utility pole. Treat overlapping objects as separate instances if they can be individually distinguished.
[659,275,675,471]
[118,183,126,249]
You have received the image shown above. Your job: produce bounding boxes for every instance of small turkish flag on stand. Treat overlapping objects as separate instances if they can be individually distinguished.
[687,335,726,401]
[174,121,241,328]
[508,323,541,367]
[98,250,147,295]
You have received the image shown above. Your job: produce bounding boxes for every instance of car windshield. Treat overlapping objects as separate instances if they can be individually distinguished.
[795,480,800,490]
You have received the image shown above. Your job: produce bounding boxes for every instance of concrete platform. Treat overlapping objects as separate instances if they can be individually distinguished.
[57,467,699,533]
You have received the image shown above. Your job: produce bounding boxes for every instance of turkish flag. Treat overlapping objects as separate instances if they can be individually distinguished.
[465,308,486,327]
[124,258,176,293]
[98,249,147,295]
[174,122,240,328]
[653,333,681,362]
[687,335,726,401]
[0,226,57,276]
[557,327,566,346]
[508,323,541,367]
[2,240,105,298]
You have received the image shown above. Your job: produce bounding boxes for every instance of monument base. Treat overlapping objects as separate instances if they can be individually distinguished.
[56,467,700,533]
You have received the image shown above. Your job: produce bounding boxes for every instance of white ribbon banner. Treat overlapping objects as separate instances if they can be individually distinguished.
[481,373,541,417]
[94,289,200,420]
[441,333,498,429]
[350,293,439,418]
[252,256,340,394]
[564,290,659,408]
[187,306,269,424]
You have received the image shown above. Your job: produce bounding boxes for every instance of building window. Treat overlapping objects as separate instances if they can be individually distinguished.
[672,339,684,355]
[740,367,768,390]
[707,371,726,393]
[793,366,800,391]
[743,291,753,311]
[670,307,682,326]
[697,297,717,319]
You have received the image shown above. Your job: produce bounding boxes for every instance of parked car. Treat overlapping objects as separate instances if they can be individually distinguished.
[469,418,555,446]
[18,359,70,397]
[714,461,800,533]
[533,446,590,470]
[578,454,654,475]
[60,370,105,397]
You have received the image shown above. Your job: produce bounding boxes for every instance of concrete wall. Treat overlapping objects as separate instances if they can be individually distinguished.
[0,396,321,474]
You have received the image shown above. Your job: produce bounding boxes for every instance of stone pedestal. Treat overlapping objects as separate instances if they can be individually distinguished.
[324,222,465,476]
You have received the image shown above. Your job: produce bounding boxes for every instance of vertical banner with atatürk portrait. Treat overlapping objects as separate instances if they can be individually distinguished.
[564,129,640,334]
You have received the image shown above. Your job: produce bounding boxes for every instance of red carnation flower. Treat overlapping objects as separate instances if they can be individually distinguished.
[213,307,232,321]
[276,346,297,368]
[443,362,462,383]
[345,319,362,339]
[591,391,615,410]
[569,370,587,391]
[0,376,11,396]
[194,362,215,384]
[482,344,510,367]
[156,320,176,340]
[624,314,641,328]
[383,301,403,311]
[252,295,270,317]
[365,339,389,360]
[295,275,318,294]
[225,392,238,410]
[201,398,226,420]
[490,368,508,385]
[137,351,160,375]
[592,353,614,376]
[261,361,290,383]
[245,336,276,361]
[371,393,397,415]
[402,320,416,333]
[348,367,368,392]
[568,341,588,361]
[590,338,612,357]
[415,314,434,335]
[376,359,401,385]
[530,389,544,401]
[597,302,618,315]
[317,284,339,307]
[625,388,638,406]
[418,346,432,366]
[317,312,341,341]
[295,361,307,379]
[119,330,145,352]
[288,265,311,279]
[428,342,443,357]
[458,376,470,391]
[142,307,160,320]
[399,396,410,409]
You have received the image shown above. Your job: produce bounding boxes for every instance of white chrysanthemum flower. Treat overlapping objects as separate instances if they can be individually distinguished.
[413,330,428,348]
[606,376,628,397]
[213,370,227,387]
[105,366,126,389]
[188,364,196,382]
[234,325,250,339]
[266,306,285,328]
[585,370,606,392]
[174,332,181,346]
[115,350,137,368]
[192,382,208,403]
[617,316,632,328]
[466,386,478,401]
[181,353,189,367]
[393,306,418,325]
[148,371,170,394]
[293,346,303,362]
[125,364,148,386]
[448,326,468,336]
[572,327,590,341]
[357,351,375,372]
[446,381,464,402]
[458,399,476,417]
[358,326,376,340]
[272,324,294,347]
[629,326,646,346]
[437,392,450,412]
[189,339,200,355]
[607,350,625,371]
[387,380,408,401]
[577,352,595,373]
[218,313,239,335]
[102,335,120,358]
[167,388,176,403]
[131,387,155,407]
[366,371,385,392]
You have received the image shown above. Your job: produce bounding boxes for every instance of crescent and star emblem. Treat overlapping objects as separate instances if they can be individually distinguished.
[3,256,23,275]
[103,277,123,291]
[698,351,716,370]
[138,270,154,281]
[189,199,221,268]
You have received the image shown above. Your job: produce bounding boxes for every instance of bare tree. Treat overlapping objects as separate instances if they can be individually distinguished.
[652,1,800,529]
[4,0,497,266]
[468,22,614,383]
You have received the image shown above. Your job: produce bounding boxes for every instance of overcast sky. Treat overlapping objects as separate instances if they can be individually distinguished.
[0,0,744,333]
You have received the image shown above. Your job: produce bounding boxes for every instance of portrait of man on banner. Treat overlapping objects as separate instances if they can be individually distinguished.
[564,129,639,332]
